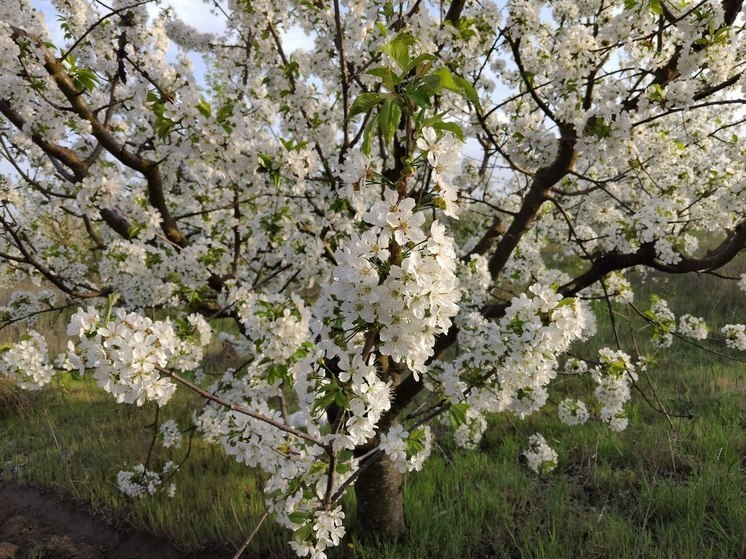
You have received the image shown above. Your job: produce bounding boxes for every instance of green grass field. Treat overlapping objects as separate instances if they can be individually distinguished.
[1,268,744,559]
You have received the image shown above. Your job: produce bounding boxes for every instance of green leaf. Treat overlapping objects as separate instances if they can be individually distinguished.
[361,113,379,156]
[406,88,432,109]
[216,101,234,123]
[314,386,338,412]
[196,99,212,118]
[429,120,464,141]
[380,32,417,71]
[367,67,400,90]
[293,523,314,543]
[451,74,482,112]
[433,66,457,90]
[588,117,612,139]
[403,52,437,75]
[448,403,470,428]
[649,0,663,15]
[378,98,401,147]
[433,68,482,112]
[72,67,99,92]
[334,390,349,408]
[349,92,387,119]
[288,511,308,525]
[266,363,289,384]
[648,83,665,104]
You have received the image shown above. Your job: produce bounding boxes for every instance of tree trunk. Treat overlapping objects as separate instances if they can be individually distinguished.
[354,452,406,539]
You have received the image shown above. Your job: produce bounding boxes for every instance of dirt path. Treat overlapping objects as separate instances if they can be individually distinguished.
[0,482,230,559]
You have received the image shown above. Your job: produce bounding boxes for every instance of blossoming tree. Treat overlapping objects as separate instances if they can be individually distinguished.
[1,0,745,555]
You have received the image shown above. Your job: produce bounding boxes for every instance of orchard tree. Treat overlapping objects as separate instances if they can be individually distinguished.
[1,0,746,555]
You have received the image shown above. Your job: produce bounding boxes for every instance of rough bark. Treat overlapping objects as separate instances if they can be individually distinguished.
[354,452,406,539]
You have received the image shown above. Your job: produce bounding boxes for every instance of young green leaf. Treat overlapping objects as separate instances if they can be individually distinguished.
[349,92,387,119]
[381,32,417,71]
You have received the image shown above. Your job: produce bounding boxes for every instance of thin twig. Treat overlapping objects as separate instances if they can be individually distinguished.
[232,511,269,559]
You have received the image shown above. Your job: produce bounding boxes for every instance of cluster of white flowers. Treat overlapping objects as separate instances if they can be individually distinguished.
[523,433,558,474]
[193,367,352,559]
[605,273,634,304]
[98,241,177,309]
[162,15,216,52]
[289,507,346,559]
[647,297,676,349]
[312,507,346,553]
[231,290,311,363]
[170,314,212,371]
[452,408,488,450]
[117,461,177,498]
[316,190,460,378]
[334,354,392,450]
[64,306,209,406]
[0,290,57,327]
[432,284,594,449]
[0,330,55,390]
[416,127,463,218]
[564,357,588,375]
[159,419,183,449]
[721,324,746,351]
[337,151,371,215]
[457,254,492,308]
[379,424,432,473]
[678,314,708,340]
[557,398,589,426]
[592,349,637,432]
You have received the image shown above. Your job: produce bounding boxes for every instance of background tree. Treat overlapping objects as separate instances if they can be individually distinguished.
[0,0,745,556]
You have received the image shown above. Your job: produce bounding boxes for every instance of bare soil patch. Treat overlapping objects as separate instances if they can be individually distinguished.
[0,482,231,559]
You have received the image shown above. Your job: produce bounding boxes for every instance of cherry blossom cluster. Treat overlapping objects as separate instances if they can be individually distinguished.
[678,314,709,340]
[431,284,594,448]
[592,349,637,432]
[159,419,183,449]
[229,288,312,364]
[523,433,558,475]
[117,461,177,498]
[646,297,676,349]
[330,354,393,450]
[316,189,461,378]
[0,330,54,390]
[379,424,433,473]
[604,273,634,305]
[0,290,57,327]
[192,365,352,559]
[557,398,590,426]
[721,324,746,351]
[337,151,373,216]
[416,127,463,218]
[289,507,346,559]
[64,306,211,406]
[457,254,492,309]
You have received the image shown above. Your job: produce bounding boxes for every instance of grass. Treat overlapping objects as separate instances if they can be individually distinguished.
[1,268,745,558]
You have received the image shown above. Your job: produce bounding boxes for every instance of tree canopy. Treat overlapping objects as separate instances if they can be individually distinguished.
[0,0,745,556]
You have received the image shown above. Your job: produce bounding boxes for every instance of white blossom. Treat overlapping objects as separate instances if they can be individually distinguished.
[523,433,558,474]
